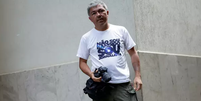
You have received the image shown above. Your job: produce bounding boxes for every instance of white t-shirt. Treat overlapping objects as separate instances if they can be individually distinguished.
[77,24,136,84]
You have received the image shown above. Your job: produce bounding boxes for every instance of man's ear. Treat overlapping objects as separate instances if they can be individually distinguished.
[89,16,92,21]
[107,11,109,15]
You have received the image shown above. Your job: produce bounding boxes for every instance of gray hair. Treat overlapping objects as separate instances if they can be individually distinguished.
[87,0,108,16]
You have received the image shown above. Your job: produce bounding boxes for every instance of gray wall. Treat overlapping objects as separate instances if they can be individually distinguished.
[0,62,91,101]
[0,0,136,74]
[0,55,143,101]
[1,0,201,101]
[139,52,201,101]
[133,0,201,101]
[133,0,201,56]
[0,0,139,101]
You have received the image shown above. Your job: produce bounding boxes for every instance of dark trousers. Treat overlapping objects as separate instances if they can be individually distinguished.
[93,82,138,101]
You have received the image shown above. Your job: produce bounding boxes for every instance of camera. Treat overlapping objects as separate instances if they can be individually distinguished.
[83,67,112,100]
[94,67,111,83]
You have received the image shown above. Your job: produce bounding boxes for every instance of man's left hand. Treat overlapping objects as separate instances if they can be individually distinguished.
[133,76,142,91]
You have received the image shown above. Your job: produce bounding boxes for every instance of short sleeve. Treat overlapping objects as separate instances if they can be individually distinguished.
[123,27,136,50]
[76,36,90,60]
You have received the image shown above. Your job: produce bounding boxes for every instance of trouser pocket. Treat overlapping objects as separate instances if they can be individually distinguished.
[126,84,136,94]
[126,84,138,101]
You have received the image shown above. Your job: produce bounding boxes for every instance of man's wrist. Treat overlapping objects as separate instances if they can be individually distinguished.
[135,72,141,78]
[89,72,94,78]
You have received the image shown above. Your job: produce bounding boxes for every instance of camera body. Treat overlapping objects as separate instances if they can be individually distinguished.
[94,67,111,83]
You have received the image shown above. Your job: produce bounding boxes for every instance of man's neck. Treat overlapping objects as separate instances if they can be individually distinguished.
[95,23,109,31]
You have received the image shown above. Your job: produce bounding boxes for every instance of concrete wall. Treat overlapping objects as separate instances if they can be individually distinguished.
[0,55,143,101]
[0,0,136,74]
[0,0,140,101]
[0,62,90,101]
[1,52,200,101]
[1,0,201,101]
[139,51,201,101]
[133,0,201,101]
[133,0,201,56]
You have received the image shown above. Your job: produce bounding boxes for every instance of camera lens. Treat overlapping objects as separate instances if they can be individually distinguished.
[102,72,111,82]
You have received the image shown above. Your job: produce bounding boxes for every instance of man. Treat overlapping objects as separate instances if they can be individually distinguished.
[77,0,142,101]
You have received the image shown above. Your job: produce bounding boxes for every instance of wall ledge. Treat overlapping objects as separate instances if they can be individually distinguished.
[137,50,201,58]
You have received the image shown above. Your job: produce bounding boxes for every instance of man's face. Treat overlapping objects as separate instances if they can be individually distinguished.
[89,4,109,26]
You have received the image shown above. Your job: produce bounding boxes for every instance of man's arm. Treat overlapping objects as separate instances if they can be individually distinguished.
[79,58,101,82]
[127,47,142,91]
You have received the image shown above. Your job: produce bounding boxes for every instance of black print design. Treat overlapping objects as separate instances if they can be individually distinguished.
[97,39,121,60]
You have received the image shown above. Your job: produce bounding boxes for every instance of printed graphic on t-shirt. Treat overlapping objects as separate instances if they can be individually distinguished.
[97,39,121,60]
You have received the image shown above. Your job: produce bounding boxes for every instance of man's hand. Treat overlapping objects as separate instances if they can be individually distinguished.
[79,58,102,82]
[133,76,142,91]
[90,72,102,82]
